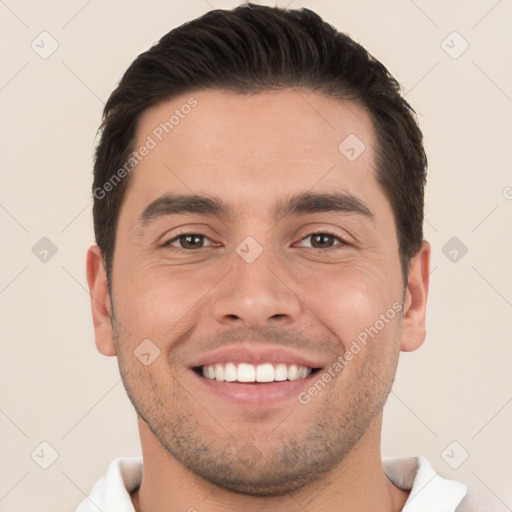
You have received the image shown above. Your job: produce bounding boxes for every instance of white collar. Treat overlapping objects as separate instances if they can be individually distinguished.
[384,455,467,511]
[76,455,468,511]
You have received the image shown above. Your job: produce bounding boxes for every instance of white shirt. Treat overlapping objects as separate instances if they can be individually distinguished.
[76,455,472,511]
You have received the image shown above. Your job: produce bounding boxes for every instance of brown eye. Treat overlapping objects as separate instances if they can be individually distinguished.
[310,233,336,249]
[164,232,216,251]
[296,232,348,250]
[178,234,205,249]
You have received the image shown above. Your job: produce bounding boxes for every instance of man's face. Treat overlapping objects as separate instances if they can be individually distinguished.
[91,89,427,495]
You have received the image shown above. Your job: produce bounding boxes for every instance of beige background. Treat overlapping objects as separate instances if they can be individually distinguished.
[1,0,511,510]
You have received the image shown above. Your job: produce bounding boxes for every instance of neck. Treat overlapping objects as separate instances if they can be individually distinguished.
[130,414,408,512]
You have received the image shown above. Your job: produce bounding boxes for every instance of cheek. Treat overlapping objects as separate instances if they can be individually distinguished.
[113,263,218,340]
[113,241,403,352]
[295,263,400,346]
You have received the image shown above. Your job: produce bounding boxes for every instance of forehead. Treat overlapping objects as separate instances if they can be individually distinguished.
[126,89,380,218]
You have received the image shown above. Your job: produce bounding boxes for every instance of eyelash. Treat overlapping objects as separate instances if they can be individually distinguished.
[298,231,350,251]
[162,230,350,253]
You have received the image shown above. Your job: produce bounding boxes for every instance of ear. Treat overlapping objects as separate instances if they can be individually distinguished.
[86,245,116,356]
[400,240,430,352]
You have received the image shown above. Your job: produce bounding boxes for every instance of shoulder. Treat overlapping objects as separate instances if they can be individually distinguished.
[456,483,512,512]
[384,456,509,512]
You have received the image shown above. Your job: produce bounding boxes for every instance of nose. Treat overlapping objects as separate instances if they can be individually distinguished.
[212,246,302,330]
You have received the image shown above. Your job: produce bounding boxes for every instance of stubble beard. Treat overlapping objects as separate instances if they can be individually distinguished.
[112,320,400,497]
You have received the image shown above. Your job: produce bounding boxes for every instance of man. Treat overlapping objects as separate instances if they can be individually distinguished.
[80,3,474,511]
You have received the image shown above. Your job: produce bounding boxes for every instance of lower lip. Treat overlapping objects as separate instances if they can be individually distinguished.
[191,369,319,406]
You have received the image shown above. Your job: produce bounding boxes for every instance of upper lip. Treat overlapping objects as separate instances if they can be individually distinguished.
[189,344,325,369]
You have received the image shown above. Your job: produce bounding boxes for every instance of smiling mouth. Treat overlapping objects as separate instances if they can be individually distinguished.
[194,362,321,384]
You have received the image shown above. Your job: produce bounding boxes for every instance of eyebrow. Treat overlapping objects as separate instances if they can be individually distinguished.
[139,191,374,227]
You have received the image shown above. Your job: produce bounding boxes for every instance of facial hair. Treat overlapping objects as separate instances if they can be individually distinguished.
[112,317,401,496]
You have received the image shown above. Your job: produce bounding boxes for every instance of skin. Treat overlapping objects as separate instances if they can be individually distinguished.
[87,89,430,512]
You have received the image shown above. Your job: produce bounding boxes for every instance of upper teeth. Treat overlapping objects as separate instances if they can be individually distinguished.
[201,363,312,383]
